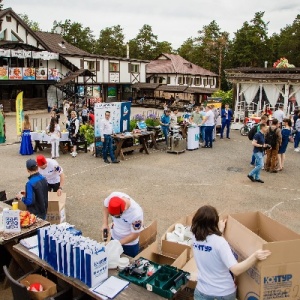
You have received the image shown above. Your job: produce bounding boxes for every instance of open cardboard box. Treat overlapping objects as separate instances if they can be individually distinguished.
[161,213,195,259]
[135,240,188,269]
[224,211,300,300]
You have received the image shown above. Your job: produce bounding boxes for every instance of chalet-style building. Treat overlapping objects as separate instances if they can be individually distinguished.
[225,67,300,120]
[133,54,218,104]
[0,7,148,112]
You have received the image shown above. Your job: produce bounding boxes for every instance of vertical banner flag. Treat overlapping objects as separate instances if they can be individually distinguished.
[16,91,24,136]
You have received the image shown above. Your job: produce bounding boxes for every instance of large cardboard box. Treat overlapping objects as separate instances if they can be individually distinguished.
[135,240,188,269]
[224,211,300,300]
[46,192,66,224]
[139,220,157,251]
[161,213,195,259]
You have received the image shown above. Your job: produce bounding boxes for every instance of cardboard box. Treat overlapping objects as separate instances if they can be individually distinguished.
[135,240,188,269]
[46,192,66,224]
[161,213,195,259]
[224,211,300,300]
[139,220,157,251]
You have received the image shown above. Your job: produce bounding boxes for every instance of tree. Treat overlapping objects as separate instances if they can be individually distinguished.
[212,89,233,107]
[19,14,41,31]
[52,20,95,53]
[95,25,126,57]
[129,24,158,60]
[154,41,173,57]
[227,12,273,67]
[177,37,197,63]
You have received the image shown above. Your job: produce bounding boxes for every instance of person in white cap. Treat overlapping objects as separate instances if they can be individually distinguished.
[102,192,143,257]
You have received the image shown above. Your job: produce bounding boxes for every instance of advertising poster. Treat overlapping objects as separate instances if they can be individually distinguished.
[93,86,101,98]
[78,86,84,97]
[16,91,24,136]
[48,68,60,80]
[23,67,35,80]
[36,68,48,80]
[9,67,22,80]
[108,86,117,98]
[110,73,120,83]
[94,102,131,138]
[0,66,8,80]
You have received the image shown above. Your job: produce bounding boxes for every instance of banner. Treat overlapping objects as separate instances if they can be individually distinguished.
[16,91,24,136]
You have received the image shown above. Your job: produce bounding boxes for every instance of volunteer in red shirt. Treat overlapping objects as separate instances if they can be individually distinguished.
[102,192,144,257]
[192,205,271,300]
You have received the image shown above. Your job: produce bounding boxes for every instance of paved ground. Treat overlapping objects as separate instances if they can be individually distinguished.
[1,108,300,298]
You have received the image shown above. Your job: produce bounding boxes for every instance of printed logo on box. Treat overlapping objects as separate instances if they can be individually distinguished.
[245,292,259,300]
[264,274,292,284]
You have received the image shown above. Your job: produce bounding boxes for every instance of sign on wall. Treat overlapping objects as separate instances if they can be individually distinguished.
[110,72,120,83]
[94,102,131,137]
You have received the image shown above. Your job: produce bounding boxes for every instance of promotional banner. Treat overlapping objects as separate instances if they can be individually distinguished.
[23,67,35,80]
[0,66,8,80]
[16,91,24,136]
[94,102,131,138]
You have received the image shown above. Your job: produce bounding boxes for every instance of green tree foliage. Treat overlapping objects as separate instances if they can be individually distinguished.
[155,41,173,57]
[19,14,41,31]
[227,12,272,67]
[275,15,300,67]
[212,89,233,107]
[95,25,126,57]
[52,20,95,53]
[177,37,197,63]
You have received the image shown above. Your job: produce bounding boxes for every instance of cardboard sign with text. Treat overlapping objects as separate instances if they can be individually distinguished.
[224,211,300,300]
[46,192,66,224]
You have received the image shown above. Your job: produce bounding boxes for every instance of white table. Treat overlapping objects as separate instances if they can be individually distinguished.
[30,132,69,142]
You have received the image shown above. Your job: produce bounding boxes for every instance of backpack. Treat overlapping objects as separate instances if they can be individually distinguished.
[248,124,258,140]
[265,127,278,148]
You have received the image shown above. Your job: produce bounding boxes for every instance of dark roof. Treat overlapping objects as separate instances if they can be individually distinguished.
[156,85,188,92]
[185,87,218,94]
[35,32,91,56]
[147,54,217,76]
[56,69,95,87]
[132,83,160,90]
[225,67,300,82]
[0,41,41,51]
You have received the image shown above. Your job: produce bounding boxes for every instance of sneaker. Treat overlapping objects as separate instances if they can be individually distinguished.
[71,152,77,157]
[247,175,255,182]
[255,179,264,183]
[104,159,111,164]
[294,148,300,152]
[112,160,120,163]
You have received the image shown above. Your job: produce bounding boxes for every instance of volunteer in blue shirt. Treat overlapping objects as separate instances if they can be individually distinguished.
[191,205,271,300]
[160,109,171,144]
[248,123,268,183]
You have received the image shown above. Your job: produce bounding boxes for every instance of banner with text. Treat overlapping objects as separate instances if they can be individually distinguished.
[16,92,24,136]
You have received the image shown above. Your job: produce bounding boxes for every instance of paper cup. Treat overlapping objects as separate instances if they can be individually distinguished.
[12,201,18,210]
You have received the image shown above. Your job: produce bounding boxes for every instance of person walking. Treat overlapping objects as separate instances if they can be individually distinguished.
[36,155,65,197]
[191,205,271,300]
[47,117,61,159]
[100,111,120,164]
[277,118,292,170]
[16,159,48,220]
[248,123,268,183]
[220,104,233,139]
[19,114,33,155]
[67,111,79,157]
[102,192,144,257]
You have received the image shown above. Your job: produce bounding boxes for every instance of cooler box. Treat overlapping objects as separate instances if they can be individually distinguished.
[187,126,199,150]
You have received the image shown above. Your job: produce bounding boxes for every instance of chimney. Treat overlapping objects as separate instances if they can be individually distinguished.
[126,43,129,59]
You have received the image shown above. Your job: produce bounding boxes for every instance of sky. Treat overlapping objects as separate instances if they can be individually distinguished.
[7,0,300,49]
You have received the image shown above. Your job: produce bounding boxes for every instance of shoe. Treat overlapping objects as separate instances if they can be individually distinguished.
[270,170,278,173]
[265,169,270,172]
[112,160,120,163]
[104,159,111,164]
[247,175,255,182]
[227,137,230,139]
[250,163,255,166]
[71,152,77,157]
[294,148,300,152]
[255,179,264,183]
[202,145,208,148]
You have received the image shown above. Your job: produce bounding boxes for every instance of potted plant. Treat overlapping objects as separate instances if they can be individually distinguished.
[79,124,94,145]
[145,113,160,130]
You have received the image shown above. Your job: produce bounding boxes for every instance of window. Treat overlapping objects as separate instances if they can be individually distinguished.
[167,76,170,84]
[159,77,164,84]
[6,16,12,22]
[178,77,182,84]
[11,31,23,42]
[153,77,158,83]
[202,78,207,86]
[0,30,6,41]
[209,78,214,86]
[195,78,200,86]
[87,61,95,70]
[129,63,139,73]
[109,62,119,72]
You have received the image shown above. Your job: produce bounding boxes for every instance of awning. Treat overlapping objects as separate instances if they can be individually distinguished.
[155,85,188,92]
[185,87,218,94]
[132,83,160,90]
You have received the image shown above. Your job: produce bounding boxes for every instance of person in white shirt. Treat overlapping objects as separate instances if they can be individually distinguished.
[102,192,144,257]
[47,117,61,159]
[201,105,215,148]
[67,111,80,157]
[170,108,180,128]
[273,105,285,127]
[36,154,65,196]
[100,111,120,164]
[191,205,271,300]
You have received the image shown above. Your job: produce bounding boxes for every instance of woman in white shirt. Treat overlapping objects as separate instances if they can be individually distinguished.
[47,117,61,159]
[191,205,271,300]
[201,105,215,148]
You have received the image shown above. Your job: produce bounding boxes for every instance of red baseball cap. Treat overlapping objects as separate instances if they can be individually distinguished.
[36,155,47,167]
[108,197,126,216]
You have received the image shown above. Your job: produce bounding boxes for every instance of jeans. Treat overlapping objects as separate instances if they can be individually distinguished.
[194,289,236,300]
[102,134,116,161]
[161,126,169,144]
[249,151,264,180]
[200,126,206,142]
[221,119,231,138]
[250,154,255,165]
[205,126,214,147]
[294,131,300,148]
